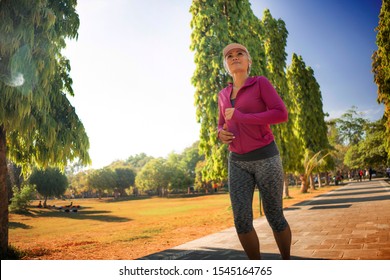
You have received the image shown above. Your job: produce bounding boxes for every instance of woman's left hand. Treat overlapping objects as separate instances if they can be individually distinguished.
[225,108,235,120]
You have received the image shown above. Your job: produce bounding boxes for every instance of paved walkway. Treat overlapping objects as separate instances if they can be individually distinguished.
[139,178,390,260]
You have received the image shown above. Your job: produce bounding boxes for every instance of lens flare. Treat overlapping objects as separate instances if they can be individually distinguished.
[7,72,25,87]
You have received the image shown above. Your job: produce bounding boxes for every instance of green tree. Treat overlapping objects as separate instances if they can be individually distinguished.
[125,153,154,172]
[168,141,204,187]
[114,168,136,197]
[326,119,348,181]
[262,9,288,93]
[29,168,68,207]
[9,184,36,213]
[137,158,188,196]
[335,106,369,178]
[372,0,390,154]
[359,119,388,168]
[335,106,368,146]
[194,160,207,191]
[135,158,169,196]
[261,9,300,196]
[166,161,191,194]
[300,150,333,192]
[344,118,388,170]
[68,170,90,198]
[287,54,330,192]
[344,145,363,170]
[88,168,116,198]
[0,0,90,256]
[331,106,370,182]
[327,119,343,146]
[190,0,266,182]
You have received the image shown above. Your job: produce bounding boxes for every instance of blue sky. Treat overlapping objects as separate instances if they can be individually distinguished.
[63,0,384,169]
[252,0,383,119]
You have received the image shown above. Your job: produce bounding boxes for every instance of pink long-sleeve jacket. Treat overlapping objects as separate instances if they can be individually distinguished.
[218,76,288,154]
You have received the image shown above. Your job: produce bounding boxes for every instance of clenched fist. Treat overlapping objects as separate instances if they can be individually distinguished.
[219,123,235,144]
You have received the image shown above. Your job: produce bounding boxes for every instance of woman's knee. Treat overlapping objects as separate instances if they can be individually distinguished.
[268,216,288,232]
[235,220,254,234]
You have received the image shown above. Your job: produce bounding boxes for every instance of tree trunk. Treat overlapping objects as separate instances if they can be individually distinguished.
[295,175,300,187]
[283,173,290,198]
[317,173,323,188]
[300,174,308,193]
[114,189,119,199]
[325,172,330,186]
[0,125,9,257]
[309,174,315,190]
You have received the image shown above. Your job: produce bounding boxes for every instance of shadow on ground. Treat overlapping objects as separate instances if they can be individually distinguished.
[25,208,131,222]
[138,247,324,260]
[9,222,32,229]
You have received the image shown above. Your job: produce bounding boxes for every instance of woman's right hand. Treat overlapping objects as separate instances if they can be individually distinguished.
[219,124,235,144]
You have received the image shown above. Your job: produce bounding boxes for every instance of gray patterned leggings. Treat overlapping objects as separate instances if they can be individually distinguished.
[228,155,288,234]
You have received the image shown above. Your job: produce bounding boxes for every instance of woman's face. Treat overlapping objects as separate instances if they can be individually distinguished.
[225,49,251,75]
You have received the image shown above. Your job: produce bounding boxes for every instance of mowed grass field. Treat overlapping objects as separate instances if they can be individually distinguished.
[9,185,338,260]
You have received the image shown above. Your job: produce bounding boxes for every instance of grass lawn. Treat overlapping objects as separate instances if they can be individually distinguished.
[9,185,339,259]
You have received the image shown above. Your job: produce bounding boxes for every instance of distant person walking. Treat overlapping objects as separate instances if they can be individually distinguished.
[369,167,373,181]
[359,170,363,182]
[217,43,291,260]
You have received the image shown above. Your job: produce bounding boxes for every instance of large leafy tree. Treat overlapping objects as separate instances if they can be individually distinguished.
[29,168,68,207]
[343,145,362,170]
[327,119,349,177]
[335,106,368,146]
[167,141,204,186]
[372,0,390,154]
[287,54,311,172]
[114,168,136,197]
[287,54,330,192]
[332,107,386,174]
[125,153,154,172]
[344,118,388,170]
[359,118,388,168]
[135,157,189,196]
[0,0,90,256]
[261,9,300,196]
[166,152,193,191]
[88,168,116,198]
[135,158,170,196]
[68,170,90,198]
[190,0,266,182]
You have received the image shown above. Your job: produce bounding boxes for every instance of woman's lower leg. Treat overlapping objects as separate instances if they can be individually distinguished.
[238,229,261,260]
[272,224,292,260]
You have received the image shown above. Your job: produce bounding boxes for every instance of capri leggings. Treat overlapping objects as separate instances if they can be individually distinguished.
[228,155,288,234]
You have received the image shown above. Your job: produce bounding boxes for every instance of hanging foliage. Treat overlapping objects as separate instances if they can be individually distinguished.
[287,54,331,192]
[0,0,90,257]
[261,9,301,196]
[190,0,266,182]
[372,0,390,154]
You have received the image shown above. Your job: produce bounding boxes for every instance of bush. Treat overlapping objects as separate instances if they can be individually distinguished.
[2,245,27,260]
[9,184,36,213]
